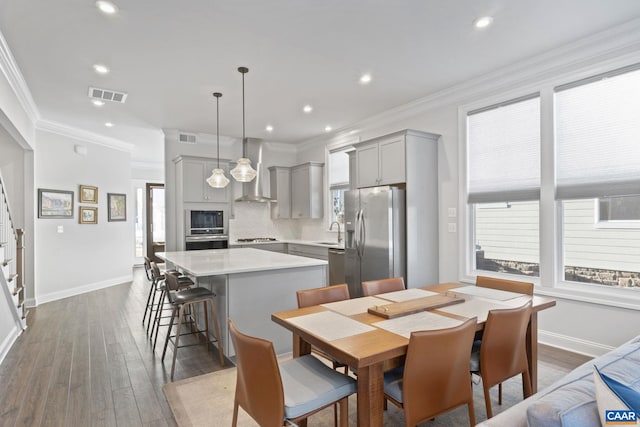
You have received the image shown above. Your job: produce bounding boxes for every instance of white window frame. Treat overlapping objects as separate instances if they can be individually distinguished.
[594,197,640,229]
[459,57,640,309]
[325,141,357,230]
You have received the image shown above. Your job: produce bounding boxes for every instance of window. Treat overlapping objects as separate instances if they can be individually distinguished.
[328,149,350,225]
[598,195,640,226]
[555,65,640,289]
[467,95,541,277]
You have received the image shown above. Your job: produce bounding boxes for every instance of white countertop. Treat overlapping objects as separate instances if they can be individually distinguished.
[157,248,327,277]
[229,239,344,250]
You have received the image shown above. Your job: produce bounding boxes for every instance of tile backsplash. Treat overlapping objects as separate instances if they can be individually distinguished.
[229,203,298,241]
[229,202,339,243]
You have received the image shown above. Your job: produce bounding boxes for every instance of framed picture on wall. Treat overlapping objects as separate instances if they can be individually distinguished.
[79,185,98,203]
[79,206,98,224]
[38,189,74,218]
[107,193,126,221]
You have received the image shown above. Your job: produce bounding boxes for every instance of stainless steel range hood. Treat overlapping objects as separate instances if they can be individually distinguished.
[235,138,275,202]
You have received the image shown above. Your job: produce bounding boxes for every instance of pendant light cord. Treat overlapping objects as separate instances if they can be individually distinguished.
[216,94,220,169]
[213,92,222,169]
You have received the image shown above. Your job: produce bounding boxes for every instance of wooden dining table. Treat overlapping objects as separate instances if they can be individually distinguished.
[271,282,556,427]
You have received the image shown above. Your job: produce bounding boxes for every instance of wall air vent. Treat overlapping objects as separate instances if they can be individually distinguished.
[88,86,128,103]
[178,132,197,144]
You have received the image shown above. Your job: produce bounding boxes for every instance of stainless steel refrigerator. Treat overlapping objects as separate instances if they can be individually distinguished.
[344,186,406,298]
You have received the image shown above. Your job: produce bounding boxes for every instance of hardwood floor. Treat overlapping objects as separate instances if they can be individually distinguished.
[0,268,227,427]
[0,269,593,426]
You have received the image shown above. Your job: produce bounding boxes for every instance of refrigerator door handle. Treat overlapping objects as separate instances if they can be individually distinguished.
[360,210,366,257]
[355,209,361,257]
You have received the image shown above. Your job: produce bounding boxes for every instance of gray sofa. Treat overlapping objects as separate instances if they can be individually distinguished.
[477,335,640,426]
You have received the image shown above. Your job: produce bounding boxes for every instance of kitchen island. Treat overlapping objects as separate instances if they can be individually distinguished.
[157,248,327,357]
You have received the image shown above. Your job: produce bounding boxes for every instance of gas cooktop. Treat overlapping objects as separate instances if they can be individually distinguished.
[237,237,278,243]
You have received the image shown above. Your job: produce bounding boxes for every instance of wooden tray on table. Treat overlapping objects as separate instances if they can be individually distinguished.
[368,294,465,319]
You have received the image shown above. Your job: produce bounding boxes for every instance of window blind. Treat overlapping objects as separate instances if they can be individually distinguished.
[555,67,640,199]
[329,149,350,188]
[467,95,540,204]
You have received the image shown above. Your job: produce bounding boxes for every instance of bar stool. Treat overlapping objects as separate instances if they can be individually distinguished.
[143,259,181,330]
[161,271,225,380]
[149,262,193,346]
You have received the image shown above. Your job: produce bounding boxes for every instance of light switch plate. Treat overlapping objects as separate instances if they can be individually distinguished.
[448,223,457,233]
[57,225,64,233]
[448,207,457,218]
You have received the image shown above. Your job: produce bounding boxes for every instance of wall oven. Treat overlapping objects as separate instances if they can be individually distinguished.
[185,209,228,250]
[185,235,228,250]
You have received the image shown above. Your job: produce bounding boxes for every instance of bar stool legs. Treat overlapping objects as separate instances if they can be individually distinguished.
[161,294,225,380]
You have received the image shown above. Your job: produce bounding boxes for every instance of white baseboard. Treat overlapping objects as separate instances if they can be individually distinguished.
[36,274,133,305]
[0,324,20,366]
[25,297,36,308]
[539,330,615,358]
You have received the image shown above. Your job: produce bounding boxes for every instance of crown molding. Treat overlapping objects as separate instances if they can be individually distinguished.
[297,18,640,148]
[36,119,135,152]
[0,29,40,124]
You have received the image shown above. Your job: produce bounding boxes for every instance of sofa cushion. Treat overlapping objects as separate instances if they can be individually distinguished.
[526,335,640,427]
[594,365,640,426]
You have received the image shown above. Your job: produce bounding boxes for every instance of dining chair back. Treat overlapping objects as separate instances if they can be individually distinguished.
[229,320,356,427]
[383,317,477,427]
[476,275,534,295]
[361,277,405,297]
[470,301,533,418]
[296,284,350,308]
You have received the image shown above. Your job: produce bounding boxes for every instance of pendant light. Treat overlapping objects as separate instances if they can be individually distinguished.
[206,92,230,188]
[230,66,257,182]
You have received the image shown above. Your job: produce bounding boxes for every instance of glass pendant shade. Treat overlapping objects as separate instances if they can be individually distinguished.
[207,168,230,188]
[207,91,229,188]
[230,157,257,182]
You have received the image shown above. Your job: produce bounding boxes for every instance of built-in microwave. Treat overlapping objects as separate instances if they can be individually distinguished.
[186,209,224,235]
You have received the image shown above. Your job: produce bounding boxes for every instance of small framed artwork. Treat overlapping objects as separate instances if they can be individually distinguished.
[79,185,98,204]
[107,193,126,222]
[79,206,98,224]
[38,189,74,218]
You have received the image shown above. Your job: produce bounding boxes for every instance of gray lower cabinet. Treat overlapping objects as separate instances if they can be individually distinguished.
[288,243,328,260]
[237,243,288,253]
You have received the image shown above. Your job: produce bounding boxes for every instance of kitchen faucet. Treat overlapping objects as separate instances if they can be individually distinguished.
[329,221,342,244]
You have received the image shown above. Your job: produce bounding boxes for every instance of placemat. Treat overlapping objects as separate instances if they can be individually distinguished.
[446,285,524,301]
[374,311,463,338]
[321,296,389,316]
[286,310,375,341]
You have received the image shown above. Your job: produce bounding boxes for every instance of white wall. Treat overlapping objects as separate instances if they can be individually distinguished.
[34,129,133,304]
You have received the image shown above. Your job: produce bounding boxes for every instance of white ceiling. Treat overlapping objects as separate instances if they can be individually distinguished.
[2,0,640,164]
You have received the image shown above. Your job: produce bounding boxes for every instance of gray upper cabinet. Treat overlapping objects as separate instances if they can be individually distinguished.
[291,162,324,219]
[176,156,229,203]
[356,135,406,188]
[268,166,292,219]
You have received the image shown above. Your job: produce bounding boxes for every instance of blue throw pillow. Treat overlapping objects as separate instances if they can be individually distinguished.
[594,365,640,425]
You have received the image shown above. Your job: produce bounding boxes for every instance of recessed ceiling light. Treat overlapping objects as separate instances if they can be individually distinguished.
[473,16,493,29]
[359,74,372,84]
[303,105,313,114]
[96,1,118,15]
[265,125,274,132]
[105,122,114,127]
[325,125,332,132]
[92,99,105,107]
[93,64,110,75]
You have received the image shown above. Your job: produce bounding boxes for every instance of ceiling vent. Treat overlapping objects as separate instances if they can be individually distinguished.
[88,86,128,103]
[178,132,197,144]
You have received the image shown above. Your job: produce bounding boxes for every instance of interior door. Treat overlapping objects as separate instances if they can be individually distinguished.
[146,183,165,263]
